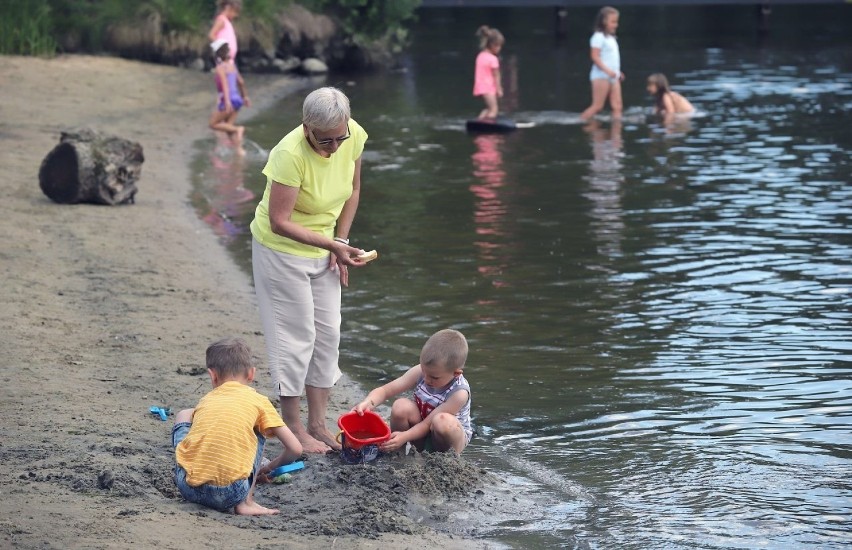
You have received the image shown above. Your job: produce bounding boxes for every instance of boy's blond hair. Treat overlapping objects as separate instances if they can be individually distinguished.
[420,329,468,372]
[206,337,253,378]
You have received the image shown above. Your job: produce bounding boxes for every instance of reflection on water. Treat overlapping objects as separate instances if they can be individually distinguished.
[583,119,624,259]
[191,5,852,548]
[471,133,509,287]
[501,54,520,114]
[200,136,255,242]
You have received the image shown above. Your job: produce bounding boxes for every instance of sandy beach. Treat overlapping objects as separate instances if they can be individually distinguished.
[0,55,496,549]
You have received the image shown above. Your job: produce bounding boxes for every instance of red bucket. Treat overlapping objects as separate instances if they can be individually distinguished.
[337,410,391,450]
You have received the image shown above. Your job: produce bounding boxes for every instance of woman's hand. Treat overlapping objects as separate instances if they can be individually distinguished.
[330,240,365,264]
[329,241,370,286]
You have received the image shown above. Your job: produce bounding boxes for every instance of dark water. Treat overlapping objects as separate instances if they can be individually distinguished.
[191,5,852,548]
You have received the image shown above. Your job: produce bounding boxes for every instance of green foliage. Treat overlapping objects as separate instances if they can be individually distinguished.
[34,0,298,51]
[241,0,296,20]
[46,0,212,50]
[136,0,211,33]
[0,0,58,55]
[303,0,420,47]
[0,0,421,65]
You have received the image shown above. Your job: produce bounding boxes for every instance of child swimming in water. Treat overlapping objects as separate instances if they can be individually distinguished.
[646,73,694,119]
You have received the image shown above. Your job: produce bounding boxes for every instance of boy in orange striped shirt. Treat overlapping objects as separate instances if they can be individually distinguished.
[172,337,302,515]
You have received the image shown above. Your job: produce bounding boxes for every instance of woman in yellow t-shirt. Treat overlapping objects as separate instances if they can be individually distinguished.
[250,87,370,454]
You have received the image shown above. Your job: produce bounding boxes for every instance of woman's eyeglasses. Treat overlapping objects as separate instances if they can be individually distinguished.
[311,128,350,146]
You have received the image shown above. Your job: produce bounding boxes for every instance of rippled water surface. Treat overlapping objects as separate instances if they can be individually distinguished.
[192,5,851,548]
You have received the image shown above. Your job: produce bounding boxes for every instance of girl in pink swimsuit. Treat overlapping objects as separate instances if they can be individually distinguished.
[473,26,505,120]
[208,0,241,64]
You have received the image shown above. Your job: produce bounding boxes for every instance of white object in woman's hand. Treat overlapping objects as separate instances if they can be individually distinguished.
[355,250,378,263]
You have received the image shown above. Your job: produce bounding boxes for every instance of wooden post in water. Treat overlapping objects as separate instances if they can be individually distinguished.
[554,6,569,38]
[757,2,772,36]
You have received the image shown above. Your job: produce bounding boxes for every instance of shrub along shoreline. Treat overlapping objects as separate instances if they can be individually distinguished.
[0,0,421,73]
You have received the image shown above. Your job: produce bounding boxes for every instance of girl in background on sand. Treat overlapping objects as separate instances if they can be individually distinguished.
[209,39,250,148]
[580,6,624,121]
[209,0,241,64]
[646,73,695,119]
[473,26,505,120]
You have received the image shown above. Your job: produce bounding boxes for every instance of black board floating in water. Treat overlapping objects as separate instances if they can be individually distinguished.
[466,116,534,134]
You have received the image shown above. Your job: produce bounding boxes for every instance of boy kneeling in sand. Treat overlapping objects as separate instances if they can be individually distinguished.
[172,337,302,515]
[354,329,473,454]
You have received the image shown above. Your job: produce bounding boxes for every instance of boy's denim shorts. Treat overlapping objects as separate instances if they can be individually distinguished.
[171,421,265,512]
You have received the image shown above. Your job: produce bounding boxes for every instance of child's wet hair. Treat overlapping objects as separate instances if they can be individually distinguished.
[594,6,619,32]
[420,329,469,372]
[218,0,242,10]
[647,73,672,111]
[476,25,505,50]
[206,337,253,378]
[648,73,671,93]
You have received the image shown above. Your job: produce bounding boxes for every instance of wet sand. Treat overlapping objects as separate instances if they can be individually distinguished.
[0,55,496,549]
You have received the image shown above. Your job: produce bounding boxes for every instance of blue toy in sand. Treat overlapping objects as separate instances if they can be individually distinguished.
[268,460,305,477]
[149,406,169,421]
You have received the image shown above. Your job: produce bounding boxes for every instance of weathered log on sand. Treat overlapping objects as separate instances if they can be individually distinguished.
[38,128,144,205]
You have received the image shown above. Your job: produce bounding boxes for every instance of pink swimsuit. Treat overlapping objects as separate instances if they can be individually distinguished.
[473,50,500,96]
[214,14,238,60]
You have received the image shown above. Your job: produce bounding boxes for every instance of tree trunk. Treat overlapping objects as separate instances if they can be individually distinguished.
[38,128,144,205]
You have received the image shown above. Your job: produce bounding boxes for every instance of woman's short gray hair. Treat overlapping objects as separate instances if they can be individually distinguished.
[302,87,350,131]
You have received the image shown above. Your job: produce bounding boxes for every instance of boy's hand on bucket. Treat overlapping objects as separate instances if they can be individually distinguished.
[352,399,371,415]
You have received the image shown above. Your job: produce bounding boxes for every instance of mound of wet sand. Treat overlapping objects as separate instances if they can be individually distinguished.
[258,451,497,538]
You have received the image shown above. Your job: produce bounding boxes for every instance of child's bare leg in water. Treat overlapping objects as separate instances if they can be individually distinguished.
[209,110,243,144]
[478,93,498,120]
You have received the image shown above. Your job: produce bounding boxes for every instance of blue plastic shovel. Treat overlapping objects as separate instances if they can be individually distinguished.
[149,406,169,421]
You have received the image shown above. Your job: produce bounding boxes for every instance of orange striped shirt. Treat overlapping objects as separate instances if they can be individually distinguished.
[176,381,284,487]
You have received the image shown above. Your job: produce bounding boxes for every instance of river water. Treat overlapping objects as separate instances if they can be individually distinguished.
[191,4,851,548]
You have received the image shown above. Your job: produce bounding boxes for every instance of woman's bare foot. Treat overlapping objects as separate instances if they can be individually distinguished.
[294,430,331,454]
[235,500,278,516]
[310,427,342,451]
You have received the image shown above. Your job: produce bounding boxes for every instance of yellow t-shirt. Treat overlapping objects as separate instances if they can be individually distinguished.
[249,119,368,258]
[175,381,285,487]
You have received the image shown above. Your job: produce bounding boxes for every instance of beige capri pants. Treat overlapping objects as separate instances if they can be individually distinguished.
[252,238,343,397]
